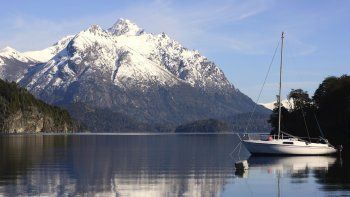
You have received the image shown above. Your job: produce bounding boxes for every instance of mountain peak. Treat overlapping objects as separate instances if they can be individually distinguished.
[108,18,144,36]
[0,46,30,63]
[0,46,18,54]
[52,35,74,47]
[85,24,105,35]
[23,35,75,62]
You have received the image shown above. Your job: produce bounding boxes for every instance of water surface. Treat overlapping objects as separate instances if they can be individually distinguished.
[0,134,349,196]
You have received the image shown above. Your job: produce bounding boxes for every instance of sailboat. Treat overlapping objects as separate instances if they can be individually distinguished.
[242,32,337,155]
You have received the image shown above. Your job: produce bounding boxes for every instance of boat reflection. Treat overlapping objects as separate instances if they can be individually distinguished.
[248,156,337,172]
[233,156,339,197]
[235,156,337,180]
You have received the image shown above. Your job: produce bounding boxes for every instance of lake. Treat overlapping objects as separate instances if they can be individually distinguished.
[0,134,349,196]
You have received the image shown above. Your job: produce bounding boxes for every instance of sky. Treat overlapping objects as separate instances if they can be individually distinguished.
[0,0,349,103]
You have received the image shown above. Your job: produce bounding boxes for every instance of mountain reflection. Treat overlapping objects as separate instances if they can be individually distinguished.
[0,135,239,196]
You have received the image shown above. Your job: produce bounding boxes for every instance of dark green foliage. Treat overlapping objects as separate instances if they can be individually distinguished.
[312,75,350,148]
[0,79,79,132]
[288,89,312,110]
[175,119,231,133]
[269,75,350,149]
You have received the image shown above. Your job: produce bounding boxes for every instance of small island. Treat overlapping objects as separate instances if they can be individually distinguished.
[175,119,231,133]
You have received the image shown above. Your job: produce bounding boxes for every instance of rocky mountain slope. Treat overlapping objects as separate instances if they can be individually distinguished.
[0,47,36,82]
[0,19,269,132]
[0,79,79,133]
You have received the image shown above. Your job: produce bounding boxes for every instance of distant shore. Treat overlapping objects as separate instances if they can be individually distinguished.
[0,132,253,136]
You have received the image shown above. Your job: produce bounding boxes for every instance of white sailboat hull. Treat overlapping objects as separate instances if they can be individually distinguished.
[243,139,337,155]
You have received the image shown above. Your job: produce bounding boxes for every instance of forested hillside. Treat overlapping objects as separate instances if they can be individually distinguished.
[0,79,79,133]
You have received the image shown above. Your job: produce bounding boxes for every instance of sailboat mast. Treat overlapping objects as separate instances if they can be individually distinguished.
[278,32,285,139]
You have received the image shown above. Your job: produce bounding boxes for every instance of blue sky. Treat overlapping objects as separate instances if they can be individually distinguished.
[0,0,349,102]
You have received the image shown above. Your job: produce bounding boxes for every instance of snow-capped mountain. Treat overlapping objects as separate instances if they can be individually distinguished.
[0,36,74,82]
[0,47,35,82]
[23,35,74,62]
[260,99,293,110]
[21,19,232,93]
[0,46,31,63]
[0,19,269,130]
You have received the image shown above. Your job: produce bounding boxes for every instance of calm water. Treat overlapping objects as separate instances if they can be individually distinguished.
[0,134,349,196]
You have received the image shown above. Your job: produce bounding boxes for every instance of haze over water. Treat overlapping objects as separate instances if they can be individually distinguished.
[0,134,349,196]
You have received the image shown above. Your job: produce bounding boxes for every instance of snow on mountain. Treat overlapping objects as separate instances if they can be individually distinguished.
[0,47,36,82]
[0,46,31,63]
[0,35,73,82]
[108,18,144,36]
[260,99,293,110]
[111,30,232,90]
[23,35,74,62]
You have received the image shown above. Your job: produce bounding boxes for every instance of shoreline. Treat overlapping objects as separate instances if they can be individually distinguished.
[0,132,245,136]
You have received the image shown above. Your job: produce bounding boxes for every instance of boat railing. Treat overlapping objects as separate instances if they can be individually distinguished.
[241,131,324,143]
[241,133,269,141]
[280,131,326,143]
[241,133,293,141]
